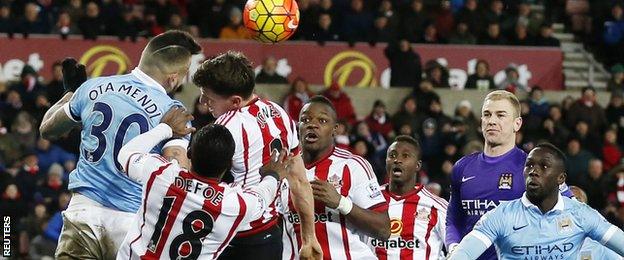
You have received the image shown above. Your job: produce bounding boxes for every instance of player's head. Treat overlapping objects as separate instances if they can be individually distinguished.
[299,95,338,155]
[139,30,201,93]
[188,124,235,179]
[569,186,588,204]
[481,90,522,149]
[193,51,255,118]
[524,143,567,204]
[386,135,422,185]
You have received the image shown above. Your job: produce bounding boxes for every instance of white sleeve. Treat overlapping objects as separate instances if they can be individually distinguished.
[437,205,448,245]
[117,123,172,173]
[238,176,280,221]
[125,153,170,183]
[349,162,385,209]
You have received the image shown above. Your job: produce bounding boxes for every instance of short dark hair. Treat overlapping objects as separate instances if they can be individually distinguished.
[189,124,235,178]
[535,142,567,164]
[193,51,255,99]
[306,95,337,121]
[394,135,421,158]
[145,30,201,55]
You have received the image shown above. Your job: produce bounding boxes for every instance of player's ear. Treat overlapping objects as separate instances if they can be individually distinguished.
[229,95,243,109]
[558,171,566,185]
[513,116,522,132]
[415,160,422,171]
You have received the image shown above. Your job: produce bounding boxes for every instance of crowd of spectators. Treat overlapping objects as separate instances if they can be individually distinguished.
[0,0,563,47]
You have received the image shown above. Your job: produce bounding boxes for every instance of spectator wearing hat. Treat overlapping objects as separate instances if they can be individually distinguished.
[497,64,529,93]
[219,7,251,40]
[322,82,357,125]
[9,65,44,112]
[609,63,624,93]
[535,22,561,47]
[464,59,495,90]
[454,100,480,142]
[385,39,422,88]
[365,100,394,139]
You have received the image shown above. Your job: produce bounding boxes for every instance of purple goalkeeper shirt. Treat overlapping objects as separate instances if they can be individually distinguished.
[446,147,527,260]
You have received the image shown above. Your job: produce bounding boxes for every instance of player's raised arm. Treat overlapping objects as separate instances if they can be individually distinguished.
[40,58,86,140]
[117,107,195,182]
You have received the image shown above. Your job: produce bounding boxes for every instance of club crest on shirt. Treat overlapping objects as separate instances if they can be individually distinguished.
[415,208,431,222]
[558,216,573,233]
[390,218,403,236]
[328,174,343,190]
[498,173,513,190]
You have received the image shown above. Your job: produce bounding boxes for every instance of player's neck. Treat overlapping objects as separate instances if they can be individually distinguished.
[241,94,258,108]
[532,192,559,214]
[303,144,334,167]
[389,179,416,196]
[484,142,515,157]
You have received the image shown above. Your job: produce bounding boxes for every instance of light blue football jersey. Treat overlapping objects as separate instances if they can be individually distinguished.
[65,68,185,212]
[472,193,620,260]
[579,238,623,260]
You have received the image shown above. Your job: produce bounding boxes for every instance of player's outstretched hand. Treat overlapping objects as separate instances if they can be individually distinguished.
[160,106,195,137]
[259,148,291,180]
[61,58,87,93]
[299,240,323,260]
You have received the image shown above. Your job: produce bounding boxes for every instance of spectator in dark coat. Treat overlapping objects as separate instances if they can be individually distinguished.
[527,86,549,119]
[365,100,394,139]
[308,12,341,42]
[478,22,507,45]
[566,87,608,134]
[424,60,450,88]
[413,79,441,113]
[509,22,535,46]
[464,59,495,90]
[16,2,50,34]
[341,0,373,43]
[448,21,477,44]
[322,82,357,126]
[9,65,45,112]
[109,6,141,41]
[369,16,396,44]
[565,138,595,186]
[392,96,425,135]
[385,39,422,88]
[455,0,483,37]
[580,159,609,211]
[605,92,624,147]
[15,151,43,203]
[78,1,106,40]
[255,56,289,84]
[45,62,65,105]
[535,23,561,47]
[0,3,15,34]
[188,0,229,38]
[400,0,427,43]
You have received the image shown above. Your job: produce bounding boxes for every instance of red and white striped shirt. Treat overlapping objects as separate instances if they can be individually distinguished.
[216,97,300,235]
[280,147,386,260]
[117,153,279,260]
[371,184,448,260]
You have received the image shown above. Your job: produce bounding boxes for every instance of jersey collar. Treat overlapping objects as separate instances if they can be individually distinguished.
[131,68,167,95]
[387,184,424,200]
[521,192,565,214]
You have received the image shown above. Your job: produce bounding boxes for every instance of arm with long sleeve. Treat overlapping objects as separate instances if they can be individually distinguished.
[446,163,465,250]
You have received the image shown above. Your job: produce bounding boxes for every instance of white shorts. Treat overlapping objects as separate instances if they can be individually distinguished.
[55,193,136,260]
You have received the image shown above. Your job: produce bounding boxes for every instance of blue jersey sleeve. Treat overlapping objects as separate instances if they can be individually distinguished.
[580,204,618,243]
[472,204,504,244]
[446,159,466,245]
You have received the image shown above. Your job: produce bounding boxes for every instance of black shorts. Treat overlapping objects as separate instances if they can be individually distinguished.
[218,222,283,260]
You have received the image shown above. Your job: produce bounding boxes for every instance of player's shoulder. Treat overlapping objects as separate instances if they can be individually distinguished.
[331,147,376,180]
[452,152,481,174]
[418,186,449,211]
[215,110,242,127]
